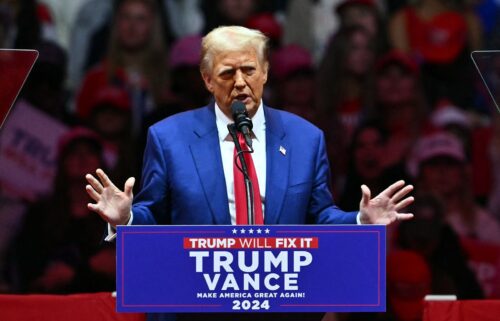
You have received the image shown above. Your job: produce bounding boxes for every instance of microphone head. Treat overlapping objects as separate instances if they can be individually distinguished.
[231,101,247,120]
[230,101,253,131]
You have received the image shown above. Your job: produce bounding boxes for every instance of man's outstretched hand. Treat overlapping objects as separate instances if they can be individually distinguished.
[85,168,135,227]
[359,180,414,225]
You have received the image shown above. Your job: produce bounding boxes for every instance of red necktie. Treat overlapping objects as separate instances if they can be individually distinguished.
[233,132,264,225]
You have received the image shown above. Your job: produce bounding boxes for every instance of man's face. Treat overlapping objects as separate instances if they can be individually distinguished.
[354,127,385,180]
[419,156,464,198]
[376,65,417,106]
[202,48,268,118]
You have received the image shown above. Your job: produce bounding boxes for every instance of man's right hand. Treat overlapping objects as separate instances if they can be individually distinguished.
[85,168,135,227]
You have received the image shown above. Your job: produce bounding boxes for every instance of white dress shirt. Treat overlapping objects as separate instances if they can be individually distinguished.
[215,101,266,225]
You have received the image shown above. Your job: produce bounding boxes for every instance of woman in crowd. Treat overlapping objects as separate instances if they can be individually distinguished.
[269,44,317,123]
[410,132,500,244]
[388,0,482,108]
[372,50,428,168]
[317,25,376,140]
[76,0,170,137]
[316,25,376,184]
[339,122,408,212]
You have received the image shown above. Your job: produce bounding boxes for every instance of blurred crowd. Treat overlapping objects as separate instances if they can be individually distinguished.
[1,0,500,320]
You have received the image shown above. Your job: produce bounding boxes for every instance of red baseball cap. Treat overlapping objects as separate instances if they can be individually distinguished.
[270,44,313,80]
[407,132,466,177]
[246,13,283,43]
[57,126,102,159]
[375,50,419,75]
[169,35,202,69]
[387,250,431,321]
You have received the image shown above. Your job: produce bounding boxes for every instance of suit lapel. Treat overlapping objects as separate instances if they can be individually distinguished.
[264,107,289,224]
[189,105,231,224]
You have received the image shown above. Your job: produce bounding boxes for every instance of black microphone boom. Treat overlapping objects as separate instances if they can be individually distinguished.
[231,101,253,148]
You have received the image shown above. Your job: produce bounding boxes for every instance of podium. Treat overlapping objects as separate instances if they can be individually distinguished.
[116,224,386,313]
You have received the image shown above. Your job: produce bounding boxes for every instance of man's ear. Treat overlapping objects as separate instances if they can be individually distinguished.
[262,62,269,85]
[201,71,214,93]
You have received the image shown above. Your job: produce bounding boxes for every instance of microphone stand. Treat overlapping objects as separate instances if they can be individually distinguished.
[228,123,255,225]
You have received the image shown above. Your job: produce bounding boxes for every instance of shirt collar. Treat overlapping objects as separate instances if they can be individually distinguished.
[215,101,266,142]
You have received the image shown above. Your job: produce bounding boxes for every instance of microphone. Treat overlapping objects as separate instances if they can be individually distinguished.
[231,101,253,148]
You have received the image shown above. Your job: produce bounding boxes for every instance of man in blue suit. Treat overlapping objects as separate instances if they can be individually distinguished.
[85,24,413,321]
[85,26,413,230]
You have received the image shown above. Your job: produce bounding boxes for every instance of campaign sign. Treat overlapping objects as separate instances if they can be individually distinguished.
[117,225,386,313]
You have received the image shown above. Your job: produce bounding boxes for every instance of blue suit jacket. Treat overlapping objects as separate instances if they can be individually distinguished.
[131,104,357,225]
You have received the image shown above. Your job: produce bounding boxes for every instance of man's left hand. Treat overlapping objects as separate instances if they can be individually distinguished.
[359,180,414,225]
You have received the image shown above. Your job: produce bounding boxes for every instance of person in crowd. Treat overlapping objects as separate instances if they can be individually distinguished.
[83,85,137,186]
[66,0,114,90]
[339,122,409,212]
[7,128,116,293]
[84,0,173,74]
[84,26,414,321]
[396,194,484,299]
[430,99,473,155]
[19,41,72,123]
[35,0,91,50]
[317,25,376,140]
[165,35,210,112]
[334,0,387,53]
[408,132,500,244]
[76,0,170,137]
[385,250,431,321]
[338,122,411,247]
[316,25,376,182]
[429,99,495,204]
[388,0,483,108]
[372,50,428,168]
[139,35,208,171]
[0,0,56,48]
[284,0,384,63]
[269,44,317,123]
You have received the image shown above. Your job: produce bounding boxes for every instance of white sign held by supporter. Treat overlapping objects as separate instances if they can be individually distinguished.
[0,99,68,201]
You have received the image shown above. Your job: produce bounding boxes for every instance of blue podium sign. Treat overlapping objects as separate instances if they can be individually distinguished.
[116,225,386,313]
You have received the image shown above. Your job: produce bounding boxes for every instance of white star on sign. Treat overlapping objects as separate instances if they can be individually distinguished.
[257,228,262,234]
[265,228,270,234]
[232,228,238,234]
[249,228,254,234]
[240,228,246,234]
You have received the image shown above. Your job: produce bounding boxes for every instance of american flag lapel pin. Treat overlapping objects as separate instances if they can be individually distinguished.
[279,145,286,156]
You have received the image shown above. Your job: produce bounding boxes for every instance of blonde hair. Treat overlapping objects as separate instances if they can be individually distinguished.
[200,26,269,74]
[107,0,168,104]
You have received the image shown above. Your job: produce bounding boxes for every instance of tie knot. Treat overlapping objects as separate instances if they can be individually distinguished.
[237,132,249,150]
